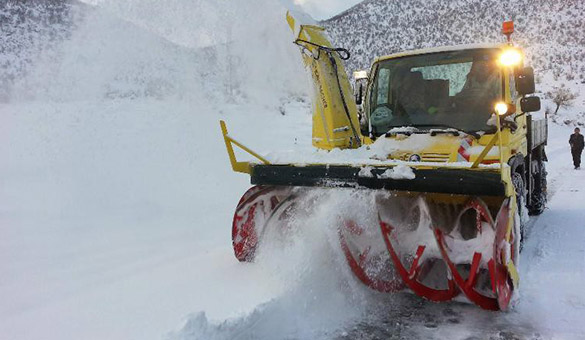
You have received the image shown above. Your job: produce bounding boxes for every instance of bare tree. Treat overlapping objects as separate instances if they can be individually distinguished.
[546,84,578,115]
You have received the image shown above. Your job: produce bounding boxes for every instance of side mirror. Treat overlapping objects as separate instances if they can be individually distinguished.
[516,67,535,95]
[520,96,541,113]
[355,82,363,105]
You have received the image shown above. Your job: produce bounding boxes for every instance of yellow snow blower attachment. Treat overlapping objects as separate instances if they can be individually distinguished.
[220,17,547,311]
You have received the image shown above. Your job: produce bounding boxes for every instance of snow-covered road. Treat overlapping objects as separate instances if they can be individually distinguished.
[518,127,585,339]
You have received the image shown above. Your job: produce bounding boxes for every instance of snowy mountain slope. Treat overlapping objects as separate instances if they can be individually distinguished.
[85,0,310,106]
[0,0,79,101]
[0,0,205,102]
[324,0,585,84]
[1,0,308,105]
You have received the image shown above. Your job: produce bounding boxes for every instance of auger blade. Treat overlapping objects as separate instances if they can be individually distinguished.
[378,195,459,302]
[339,219,404,292]
[232,186,295,262]
[434,197,518,311]
[494,198,518,311]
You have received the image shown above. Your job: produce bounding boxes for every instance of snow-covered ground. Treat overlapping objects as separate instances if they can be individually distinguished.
[3,96,584,340]
[2,1,585,340]
[0,99,312,340]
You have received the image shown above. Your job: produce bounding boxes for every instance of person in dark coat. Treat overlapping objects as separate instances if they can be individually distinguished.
[569,127,584,169]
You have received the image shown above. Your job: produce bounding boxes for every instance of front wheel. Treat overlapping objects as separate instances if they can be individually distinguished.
[511,172,528,246]
[528,160,547,215]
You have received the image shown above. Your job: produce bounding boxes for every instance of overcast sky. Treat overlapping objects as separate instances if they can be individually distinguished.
[80,0,363,21]
[294,0,363,20]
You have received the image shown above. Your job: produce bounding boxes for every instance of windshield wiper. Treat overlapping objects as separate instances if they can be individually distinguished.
[411,124,481,139]
[384,126,423,137]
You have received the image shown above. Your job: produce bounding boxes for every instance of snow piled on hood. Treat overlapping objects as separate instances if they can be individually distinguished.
[265,133,438,165]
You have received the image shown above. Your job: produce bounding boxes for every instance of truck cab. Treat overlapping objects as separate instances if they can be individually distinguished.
[366,46,517,136]
[357,44,547,215]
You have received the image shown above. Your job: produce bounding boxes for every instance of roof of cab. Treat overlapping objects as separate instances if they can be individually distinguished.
[375,43,508,63]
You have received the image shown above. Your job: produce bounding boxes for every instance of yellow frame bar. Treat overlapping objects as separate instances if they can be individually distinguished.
[471,132,500,168]
[220,120,270,174]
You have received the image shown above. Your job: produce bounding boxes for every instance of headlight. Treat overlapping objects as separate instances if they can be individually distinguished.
[495,102,509,116]
[499,49,522,67]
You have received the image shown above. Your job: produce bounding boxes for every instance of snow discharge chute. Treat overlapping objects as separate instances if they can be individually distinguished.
[220,15,546,311]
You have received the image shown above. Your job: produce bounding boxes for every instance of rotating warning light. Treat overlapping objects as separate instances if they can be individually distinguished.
[502,21,514,35]
[502,21,514,43]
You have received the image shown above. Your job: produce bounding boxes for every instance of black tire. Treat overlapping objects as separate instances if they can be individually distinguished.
[528,160,547,215]
[511,171,527,246]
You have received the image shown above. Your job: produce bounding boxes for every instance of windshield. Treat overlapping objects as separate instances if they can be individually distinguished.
[368,49,503,135]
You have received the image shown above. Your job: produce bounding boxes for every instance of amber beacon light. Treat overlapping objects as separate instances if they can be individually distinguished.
[502,21,514,42]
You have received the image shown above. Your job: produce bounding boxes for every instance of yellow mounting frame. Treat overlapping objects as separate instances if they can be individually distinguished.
[220,120,270,174]
[471,114,513,195]
[472,111,506,169]
[471,133,500,168]
[471,116,519,286]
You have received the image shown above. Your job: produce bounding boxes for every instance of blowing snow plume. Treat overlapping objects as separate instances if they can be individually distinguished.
[2,0,308,106]
[0,0,314,232]
[171,189,383,340]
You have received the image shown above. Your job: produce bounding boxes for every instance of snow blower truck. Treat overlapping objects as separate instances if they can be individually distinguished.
[220,16,547,311]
